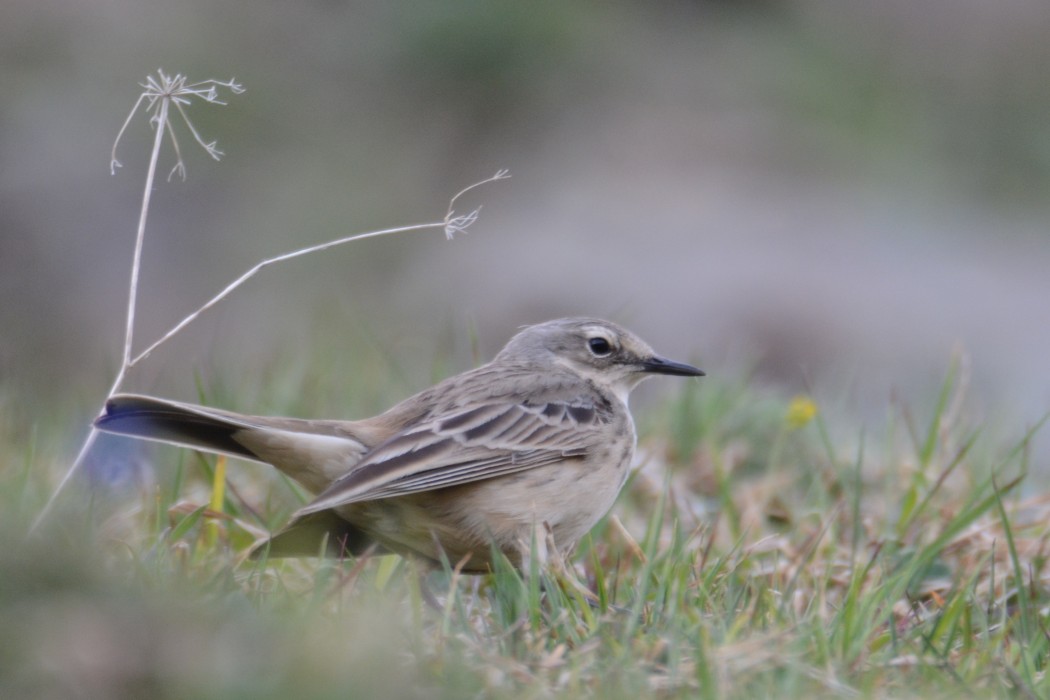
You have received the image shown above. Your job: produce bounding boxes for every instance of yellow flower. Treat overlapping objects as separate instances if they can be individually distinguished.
[786,395,818,429]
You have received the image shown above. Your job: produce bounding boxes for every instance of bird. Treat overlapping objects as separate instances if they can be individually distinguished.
[95,318,703,573]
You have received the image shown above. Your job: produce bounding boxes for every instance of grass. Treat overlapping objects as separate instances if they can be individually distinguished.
[4,352,1048,699]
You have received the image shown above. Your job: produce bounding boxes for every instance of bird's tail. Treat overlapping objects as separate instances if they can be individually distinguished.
[95,394,370,496]
[95,394,267,462]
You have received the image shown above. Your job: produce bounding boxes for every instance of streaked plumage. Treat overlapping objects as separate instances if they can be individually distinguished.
[96,318,702,572]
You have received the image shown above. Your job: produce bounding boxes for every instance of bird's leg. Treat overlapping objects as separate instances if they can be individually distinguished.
[542,526,601,607]
[514,522,603,608]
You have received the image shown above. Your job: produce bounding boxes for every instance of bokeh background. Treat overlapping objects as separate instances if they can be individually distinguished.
[3,1,1049,460]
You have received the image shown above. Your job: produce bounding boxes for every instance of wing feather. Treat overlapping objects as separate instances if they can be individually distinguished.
[296,397,611,515]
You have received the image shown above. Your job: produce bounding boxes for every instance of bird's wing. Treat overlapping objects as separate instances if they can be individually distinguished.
[295,398,611,516]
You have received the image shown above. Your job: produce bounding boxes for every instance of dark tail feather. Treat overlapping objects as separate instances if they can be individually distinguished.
[95,395,260,461]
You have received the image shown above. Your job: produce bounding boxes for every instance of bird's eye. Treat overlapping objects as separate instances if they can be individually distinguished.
[588,337,613,357]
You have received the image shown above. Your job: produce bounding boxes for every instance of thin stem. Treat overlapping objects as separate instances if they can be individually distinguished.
[124,98,168,367]
[443,169,509,239]
[129,221,444,366]
[110,93,148,174]
[28,366,127,533]
[127,170,509,366]
[448,168,509,215]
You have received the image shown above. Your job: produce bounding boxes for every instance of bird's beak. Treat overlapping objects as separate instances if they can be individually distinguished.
[641,356,705,377]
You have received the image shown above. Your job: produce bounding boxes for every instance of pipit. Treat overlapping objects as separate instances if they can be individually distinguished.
[96,318,703,572]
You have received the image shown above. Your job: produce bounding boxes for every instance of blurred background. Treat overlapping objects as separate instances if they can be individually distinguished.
[2,0,1049,460]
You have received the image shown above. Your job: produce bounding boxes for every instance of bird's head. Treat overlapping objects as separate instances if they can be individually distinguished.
[496,318,704,402]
